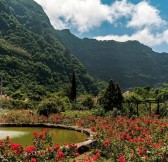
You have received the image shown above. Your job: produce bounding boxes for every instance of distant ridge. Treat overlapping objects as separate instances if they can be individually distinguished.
[55,29,168,89]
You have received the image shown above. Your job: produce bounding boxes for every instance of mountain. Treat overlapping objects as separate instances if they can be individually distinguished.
[55,29,168,89]
[0,0,99,98]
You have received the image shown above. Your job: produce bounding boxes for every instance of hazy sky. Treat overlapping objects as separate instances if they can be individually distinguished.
[34,0,168,53]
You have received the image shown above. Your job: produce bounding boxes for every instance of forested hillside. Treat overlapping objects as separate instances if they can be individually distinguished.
[1,0,168,99]
[0,0,99,98]
[55,29,168,89]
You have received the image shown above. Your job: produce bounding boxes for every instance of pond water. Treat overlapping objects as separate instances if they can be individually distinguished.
[0,127,88,147]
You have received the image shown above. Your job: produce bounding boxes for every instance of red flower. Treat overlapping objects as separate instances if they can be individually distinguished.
[48,147,52,152]
[33,132,38,137]
[103,139,111,147]
[54,144,60,151]
[119,155,126,162]
[91,127,96,131]
[31,158,36,162]
[0,143,5,149]
[39,133,45,140]
[93,152,100,161]
[56,150,64,160]
[153,142,163,149]
[6,136,10,140]
[24,146,36,153]
[10,143,23,154]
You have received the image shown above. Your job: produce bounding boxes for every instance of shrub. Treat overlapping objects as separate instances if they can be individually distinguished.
[92,105,106,116]
[0,99,13,109]
[11,90,25,100]
[1,99,37,110]
[37,95,71,116]
[71,101,86,110]
[81,96,94,109]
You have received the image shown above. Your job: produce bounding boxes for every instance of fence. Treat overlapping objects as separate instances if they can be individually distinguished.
[123,99,167,116]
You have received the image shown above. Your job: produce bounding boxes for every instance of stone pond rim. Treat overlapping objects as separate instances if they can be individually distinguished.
[0,123,95,154]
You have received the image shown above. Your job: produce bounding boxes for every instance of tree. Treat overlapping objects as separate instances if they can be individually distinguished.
[133,86,151,100]
[99,80,123,112]
[70,71,77,102]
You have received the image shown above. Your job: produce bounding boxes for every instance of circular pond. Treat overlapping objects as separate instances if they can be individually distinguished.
[0,127,88,147]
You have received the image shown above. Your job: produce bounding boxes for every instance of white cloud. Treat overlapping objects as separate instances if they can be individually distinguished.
[34,0,166,32]
[35,0,114,32]
[161,30,168,44]
[93,1,168,48]
[110,0,133,20]
[34,0,136,32]
[95,28,168,47]
[127,1,166,28]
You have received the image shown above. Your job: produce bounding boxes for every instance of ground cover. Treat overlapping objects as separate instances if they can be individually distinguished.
[0,109,167,161]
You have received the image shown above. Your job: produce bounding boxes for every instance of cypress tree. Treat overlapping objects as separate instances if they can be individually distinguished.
[70,71,77,102]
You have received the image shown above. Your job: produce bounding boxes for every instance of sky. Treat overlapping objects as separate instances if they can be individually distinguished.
[34,0,168,53]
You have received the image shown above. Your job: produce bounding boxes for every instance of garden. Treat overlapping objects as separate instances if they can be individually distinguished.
[0,81,168,161]
[0,109,167,162]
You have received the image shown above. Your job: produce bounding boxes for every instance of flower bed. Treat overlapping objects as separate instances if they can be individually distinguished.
[0,110,167,161]
[89,116,168,161]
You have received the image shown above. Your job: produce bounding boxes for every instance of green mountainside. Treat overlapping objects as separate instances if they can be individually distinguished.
[0,0,99,98]
[1,0,168,99]
[55,29,168,89]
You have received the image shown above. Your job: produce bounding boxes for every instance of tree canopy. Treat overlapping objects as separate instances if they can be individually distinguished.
[99,80,123,112]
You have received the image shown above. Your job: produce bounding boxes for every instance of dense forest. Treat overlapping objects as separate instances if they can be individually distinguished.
[0,0,100,98]
[55,29,168,89]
